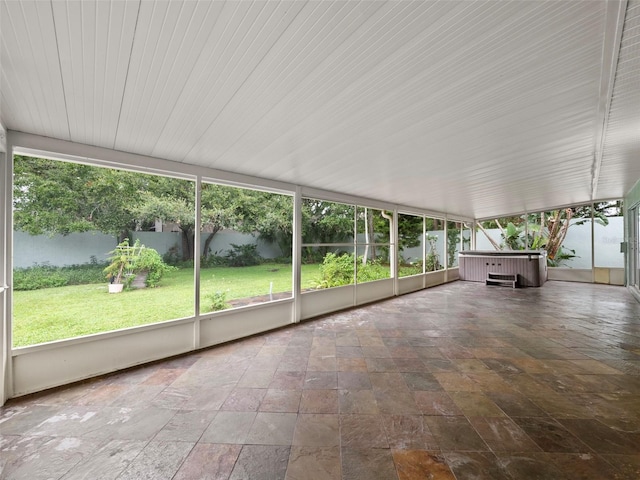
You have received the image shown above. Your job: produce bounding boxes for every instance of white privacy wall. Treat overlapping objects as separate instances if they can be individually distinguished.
[474,219,625,269]
[13,230,283,268]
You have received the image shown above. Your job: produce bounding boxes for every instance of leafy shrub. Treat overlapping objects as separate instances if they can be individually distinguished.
[135,247,175,287]
[356,258,389,282]
[14,263,107,291]
[225,243,262,267]
[316,252,392,288]
[208,291,231,311]
[104,238,173,289]
[201,250,228,268]
[104,238,141,285]
[399,264,422,277]
[316,252,354,288]
[162,244,182,266]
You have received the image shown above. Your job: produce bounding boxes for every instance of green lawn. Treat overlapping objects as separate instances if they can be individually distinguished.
[13,264,322,347]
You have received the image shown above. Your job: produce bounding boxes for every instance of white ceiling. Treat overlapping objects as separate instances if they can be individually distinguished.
[1,0,639,219]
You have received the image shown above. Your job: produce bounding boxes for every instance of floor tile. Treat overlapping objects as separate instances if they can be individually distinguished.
[485,391,549,417]
[341,447,398,480]
[300,389,339,414]
[338,357,368,372]
[423,416,488,452]
[558,418,640,455]
[469,417,541,453]
[116,440,194,480]
[392,450,456,480]
[373,388,421,414]
[61,439,147,480]
[512,417,592,453]
[401,372,443,391]
[293,414,340,447]
[3,281,640,480]
[600,454,640,480]
[259,389,302,413]
[153,409,216,442]
[546,452,620,479]
[382,415,438,450]
[449,392,506,417]
[304,371,338,390]
[237,369,276,388]
[338,372,372,390]
[307,356,338,372]
[496,453,567,479]
[200,411,256,444]
[229,445,290,480]
[220,387,266,411]
[2,436,100,480]
[413,391,463,416]
[285,446,341,480]
[340,414,389,449]
[444,451,512,480]
[338,389,379,414]
[246,412,298,445]
[173,443,241,480]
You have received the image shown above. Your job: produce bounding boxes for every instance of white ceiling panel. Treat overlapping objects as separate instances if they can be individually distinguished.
[1,0,68,139]
[1,0,639,219]
[50,0,138,146]
[599,0,640,200]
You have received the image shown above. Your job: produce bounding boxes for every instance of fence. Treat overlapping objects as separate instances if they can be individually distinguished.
[475,217,624,268]
[13,230,282,268]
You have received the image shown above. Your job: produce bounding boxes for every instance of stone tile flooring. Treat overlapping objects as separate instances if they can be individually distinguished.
[2,280,640,479]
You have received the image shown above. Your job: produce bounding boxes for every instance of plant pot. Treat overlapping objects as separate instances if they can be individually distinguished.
[108,283,124,294]
[131,271,148,289]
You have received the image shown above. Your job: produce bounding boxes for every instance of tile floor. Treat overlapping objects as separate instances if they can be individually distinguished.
[1,280,640,479]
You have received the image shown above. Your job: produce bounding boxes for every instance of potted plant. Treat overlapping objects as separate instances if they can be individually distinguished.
[104,238,141,293]
[104,238,172,293]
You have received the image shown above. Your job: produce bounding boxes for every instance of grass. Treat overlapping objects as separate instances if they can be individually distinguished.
[13,264,322,347]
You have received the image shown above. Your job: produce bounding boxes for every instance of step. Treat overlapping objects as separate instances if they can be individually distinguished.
[486,272,517,288]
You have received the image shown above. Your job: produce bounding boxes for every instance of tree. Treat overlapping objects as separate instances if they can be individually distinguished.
[299,199,354,262]
[132,177,196,260]
[397,214,423,252]
[13,155,141,241]
[254,194,294,258]
[477,202,621,266]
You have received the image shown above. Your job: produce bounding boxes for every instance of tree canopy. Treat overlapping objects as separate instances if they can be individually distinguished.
[13,155,141,238]
[13,156,295,261]
[13,156,430,265]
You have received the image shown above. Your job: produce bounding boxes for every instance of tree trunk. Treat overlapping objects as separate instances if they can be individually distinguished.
[202,226,222,258]
[476,223,502,250]
[118,230,130,243]
[181,229,194,261]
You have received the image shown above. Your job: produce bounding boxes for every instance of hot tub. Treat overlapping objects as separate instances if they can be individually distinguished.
[459,250,547,287]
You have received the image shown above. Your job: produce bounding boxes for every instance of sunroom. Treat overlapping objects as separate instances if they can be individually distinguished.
[1,0,639,406]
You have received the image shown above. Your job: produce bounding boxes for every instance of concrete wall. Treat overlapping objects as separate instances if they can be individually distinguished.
[13,230,283,268]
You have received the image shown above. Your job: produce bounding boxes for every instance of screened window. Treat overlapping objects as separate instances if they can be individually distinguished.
[593,200,624,269]
[398,213,424,277]
[301,198,355,290]
[199,182,293,313]
[12,155,195,347]
[356,207,392,283]
[425,217,445,272]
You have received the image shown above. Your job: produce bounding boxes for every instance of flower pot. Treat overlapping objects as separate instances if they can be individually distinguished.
[108,283,124,294]
[131,271,148,289]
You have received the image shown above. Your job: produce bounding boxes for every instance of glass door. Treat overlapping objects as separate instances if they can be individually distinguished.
[0,151,9,403]
[631,205,640,290]
[636,207,640,289]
